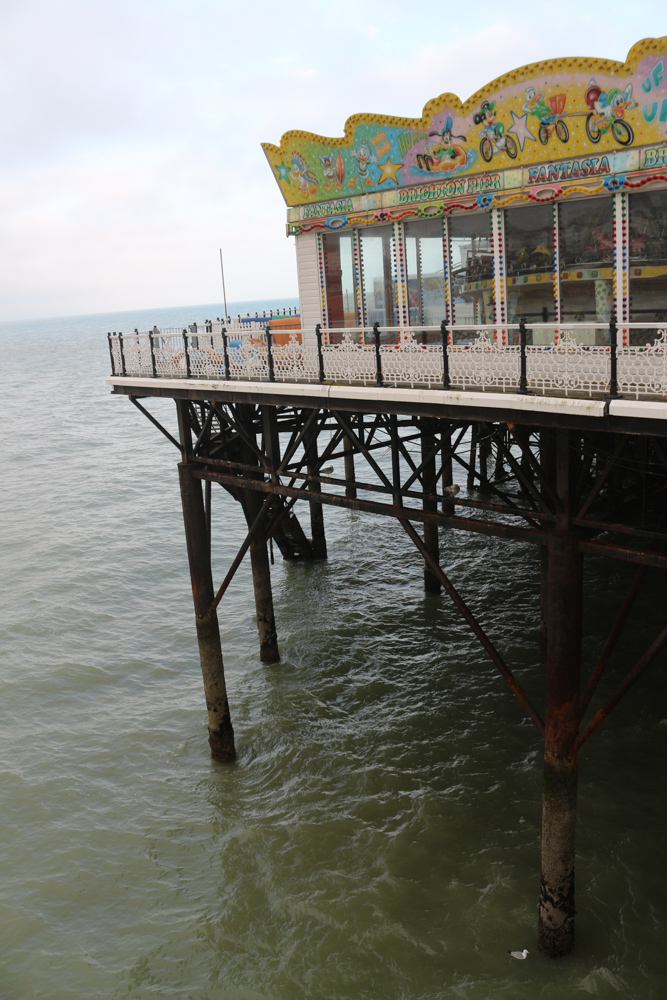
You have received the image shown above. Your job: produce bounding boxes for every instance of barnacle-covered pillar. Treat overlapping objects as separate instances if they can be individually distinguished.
[538,430,581,957]
[305,420,327,560]
[176,402,235,762]
[244,404,280,663]
[421,418,441,593]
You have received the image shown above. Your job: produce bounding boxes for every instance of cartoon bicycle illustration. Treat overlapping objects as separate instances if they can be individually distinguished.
[584,81,636,146]
[538,114,569,145]
[474,100,518,163]
[522,88,569,145]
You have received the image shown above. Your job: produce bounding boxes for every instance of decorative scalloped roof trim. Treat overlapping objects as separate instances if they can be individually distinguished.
[261,36,666,157]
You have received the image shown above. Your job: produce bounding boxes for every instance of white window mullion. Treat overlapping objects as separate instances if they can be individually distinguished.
[316,233,329,330]
[491,207,506,344]
[392,220,409,330]
[614,190,629,345]
[552,202,561,342]
[442,214,452,330]
[353,229,364,329]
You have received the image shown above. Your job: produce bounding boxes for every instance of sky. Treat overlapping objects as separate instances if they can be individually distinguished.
[1,0,665,321]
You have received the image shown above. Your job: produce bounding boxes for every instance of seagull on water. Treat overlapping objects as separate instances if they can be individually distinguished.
[508,949,530,960]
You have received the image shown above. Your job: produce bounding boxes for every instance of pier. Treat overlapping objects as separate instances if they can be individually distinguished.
[106,37,667,957]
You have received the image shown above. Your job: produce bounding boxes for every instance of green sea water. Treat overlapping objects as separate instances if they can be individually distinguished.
[0,304,666,999]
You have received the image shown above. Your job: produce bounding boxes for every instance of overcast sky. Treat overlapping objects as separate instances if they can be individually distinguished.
[1,0,664,320]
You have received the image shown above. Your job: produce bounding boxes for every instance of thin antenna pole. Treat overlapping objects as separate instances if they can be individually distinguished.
[219,249,228,319]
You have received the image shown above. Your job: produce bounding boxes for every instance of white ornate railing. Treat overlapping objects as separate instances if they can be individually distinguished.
[108,323,667,401]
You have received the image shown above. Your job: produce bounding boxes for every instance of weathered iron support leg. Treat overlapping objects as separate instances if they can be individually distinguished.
[205,478,212,559]
[390,414,401,507]
[494,427,505,481]
[478,424,491,491]
[343,433,357,500]
[441,420,454,516]
[539,546,549,663]
[539,431,581,958]
[467,423,477,491]
[421,418,441,593]
[177,456,235,762]
[242,405,280,663]
[539,429,556,663]
[305,417,327,559]
[249,528,280,662]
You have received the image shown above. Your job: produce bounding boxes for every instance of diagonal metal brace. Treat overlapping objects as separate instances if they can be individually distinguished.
[400,518,545,736]
[130,397,182,452]
[579,564,648,719]
[577,620,667,748]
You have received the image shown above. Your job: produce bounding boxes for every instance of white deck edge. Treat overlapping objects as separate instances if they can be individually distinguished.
[106,375,618,418]
[607,399,667,421]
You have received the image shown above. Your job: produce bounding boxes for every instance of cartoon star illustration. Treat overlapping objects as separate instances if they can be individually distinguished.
[377,158,403,185]
[275,162,291,183]
[507,111,536,151]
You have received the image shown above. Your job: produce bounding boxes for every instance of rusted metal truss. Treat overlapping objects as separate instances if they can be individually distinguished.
[130,396,667,745]
[171,401,667,552]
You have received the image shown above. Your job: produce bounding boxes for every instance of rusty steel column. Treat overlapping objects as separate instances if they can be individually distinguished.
[441,420,455,516]
[539,429,582,957]
[343,434,357,499]
[478,424,491,491]
[305,418,327,559]
[494,427,505,481]
[249,525,280,662]
[242,405,280,664]
[176,402,235,761]
[539,430,556,663]
[467,423,478,491]
[539,547,549,663]
[421,418,441,593]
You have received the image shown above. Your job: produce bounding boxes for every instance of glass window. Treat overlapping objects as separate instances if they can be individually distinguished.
[559,198,614,344]
[629,189,667,345]
[405,219,446,335]
[448,213,494,334]
[322,233,358,330]
[505,204,555,345]
[359,226,397,329]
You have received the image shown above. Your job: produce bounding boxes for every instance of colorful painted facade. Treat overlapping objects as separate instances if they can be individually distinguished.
[263,39,667,350]
[263,38,667,225]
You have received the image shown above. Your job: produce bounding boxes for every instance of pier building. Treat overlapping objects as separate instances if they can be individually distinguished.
[106,37,667,957]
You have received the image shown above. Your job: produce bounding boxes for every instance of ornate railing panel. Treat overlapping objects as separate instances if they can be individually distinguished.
[618,330,667,399]
[153,333,188,378]
[380,331,443,389]
[117,332,153,376]
[226,331,270,381]
[186,334,226,379]
[322,332,377,385]
[527,331,610,397]
[109,334,123,374]
[449,334,520,393]
[272,335,320,382]
[106,322,667,402]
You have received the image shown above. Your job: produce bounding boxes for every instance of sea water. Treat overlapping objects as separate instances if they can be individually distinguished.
[0,302,666,999]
